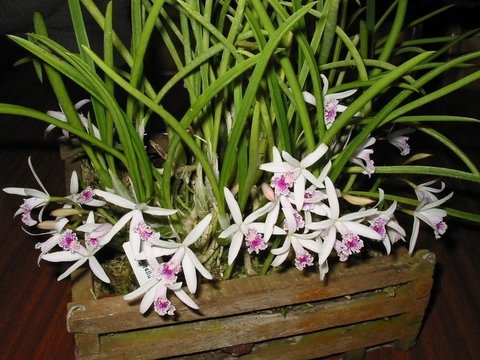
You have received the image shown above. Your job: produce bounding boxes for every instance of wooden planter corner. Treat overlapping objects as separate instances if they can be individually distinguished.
[67,248,435,359]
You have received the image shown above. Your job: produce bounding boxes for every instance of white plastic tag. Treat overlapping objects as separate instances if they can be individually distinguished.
[123,242,154,285]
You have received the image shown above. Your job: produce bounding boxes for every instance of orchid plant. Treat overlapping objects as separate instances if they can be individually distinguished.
[1,0,480,317]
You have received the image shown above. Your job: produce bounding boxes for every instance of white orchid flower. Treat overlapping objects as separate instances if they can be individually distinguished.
[334,231,365,261]
[386,128,413,156]
[368,200,406,254]
[260,143,329,210]
[288,161,331,227]
[414,180,446,203]
[46,99,101,139]
[302,74,358,128]
[271,230,322,271]
[3,157,50,226]
[351,137,376,176]
[307,177,382,264]
[94,189,177,256]
[409,192,453,253]
[66,171,106,207]
[148,214,213,294]
[219,187,274,265]
[123,251,198,316]
[42,212,113,283]
[30,218,74,263]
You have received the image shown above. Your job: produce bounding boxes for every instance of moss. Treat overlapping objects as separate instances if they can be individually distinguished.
[94,255,138,297]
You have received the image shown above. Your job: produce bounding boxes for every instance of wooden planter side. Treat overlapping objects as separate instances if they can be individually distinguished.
[68,248,433,334]
[68,249,435,359]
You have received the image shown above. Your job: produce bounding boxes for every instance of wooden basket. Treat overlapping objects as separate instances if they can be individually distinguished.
[67,248,435,359]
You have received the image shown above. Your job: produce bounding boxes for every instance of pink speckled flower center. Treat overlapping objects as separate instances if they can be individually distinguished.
[86,236,100,250]
[76,187,94,204]
[20,203,34,225]
[336,232,364,261]
[369,215,389,238]
[155,262,180,285]
[59,229,79,252]
[134,222,160,243]
[154,297,176,316]
[294,250,314,270]
[271,172,296,195]
[245,228,267,254]
[324,98,339,125]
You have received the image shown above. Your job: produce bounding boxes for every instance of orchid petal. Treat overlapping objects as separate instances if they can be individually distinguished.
[303,170,325,190]
[70,171,79,194]
[227,232,244,265]
[183,214,212,246]
[341,208,378,222]
[89,257,111,283]
[388,220,406,236]
[302,91,316,106]
[281,151,301,167]
[150,239,181,249]
[219,224,239,239]
[281,198,298,233]
[124,278,157,302]
[86,199,107,207]
[327,89,357,100]
[74,99,91,110]
[172,287,199,310]
[28,157,49,194]
[382,237,392,255]
[259,162,295,173]
[271,237,291,255]
[3,187,30,196]
[182,257,197,294]
[343,221,382,240]
[307,218,335,231]
[244,202,271,224]
[95,189,136,209]
[324,177,339,218]
[299,239,322,253]
[24,188,49,198]
[57,258,89,281]
[76,222,102,233]
[294,175,306,210]
[301,144,328,168]
[271,251,289,267]
[409,217,421,254]
[186,248,212,280]
[263,201,280,241]
[102,211,134,244]
[318,227,336,264]
[143,206,177,216]
[54,218,70,232]
[272,146,282,162]
[42,251,84,262]
[319,260,329,281]
[140,285,158,314]
[422,192,453,210]
[224,187,243,224]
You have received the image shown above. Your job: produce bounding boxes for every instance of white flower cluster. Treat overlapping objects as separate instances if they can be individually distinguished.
[3,146,453,316]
